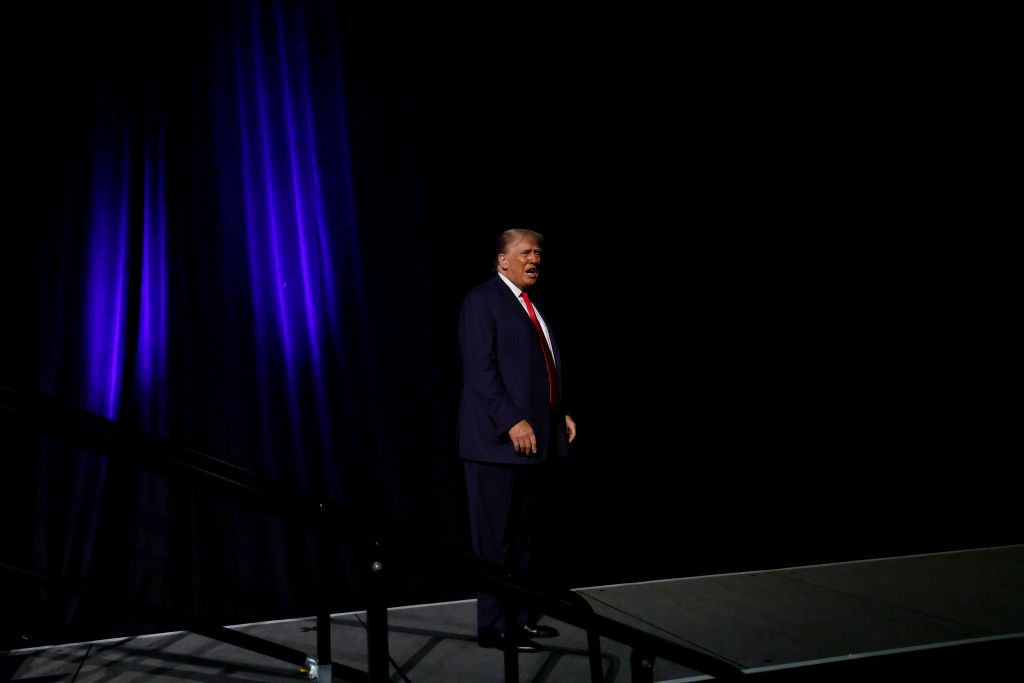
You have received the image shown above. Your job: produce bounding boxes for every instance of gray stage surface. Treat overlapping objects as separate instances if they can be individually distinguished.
[4,544,1022,681]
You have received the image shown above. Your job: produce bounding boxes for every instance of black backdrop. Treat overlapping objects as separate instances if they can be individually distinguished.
[2,3,1015,649]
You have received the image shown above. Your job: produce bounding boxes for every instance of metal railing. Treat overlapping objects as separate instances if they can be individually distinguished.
[0,384,742,682]
[5,384,1017,681]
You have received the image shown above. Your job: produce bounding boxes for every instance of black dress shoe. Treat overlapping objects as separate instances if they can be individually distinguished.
[478,631,543,653]
[520,623,560,639]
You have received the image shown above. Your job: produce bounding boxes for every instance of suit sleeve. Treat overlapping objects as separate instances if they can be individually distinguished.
[458,291,525,436]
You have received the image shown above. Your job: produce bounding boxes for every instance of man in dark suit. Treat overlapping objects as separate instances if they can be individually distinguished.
[458,228,577,652]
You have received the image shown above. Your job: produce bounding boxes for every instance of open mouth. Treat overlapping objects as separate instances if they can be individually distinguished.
[525,266,539,278]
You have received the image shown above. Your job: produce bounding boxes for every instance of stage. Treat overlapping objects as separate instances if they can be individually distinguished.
[4,544,1021,681]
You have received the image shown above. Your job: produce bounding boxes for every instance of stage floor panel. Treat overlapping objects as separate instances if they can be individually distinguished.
[4,545,1022,681]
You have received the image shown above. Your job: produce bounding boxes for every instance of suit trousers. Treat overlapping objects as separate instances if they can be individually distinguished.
[464,451,559,637]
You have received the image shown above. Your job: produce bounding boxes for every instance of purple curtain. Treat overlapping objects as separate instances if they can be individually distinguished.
[2,0,461,645]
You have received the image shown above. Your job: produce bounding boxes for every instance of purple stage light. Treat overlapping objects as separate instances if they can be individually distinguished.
[83,120,132,421]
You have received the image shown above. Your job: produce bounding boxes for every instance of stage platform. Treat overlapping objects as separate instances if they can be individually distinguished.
[3,544,1022,681]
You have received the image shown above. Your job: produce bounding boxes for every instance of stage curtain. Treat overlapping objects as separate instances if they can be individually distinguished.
[2,0,463,646]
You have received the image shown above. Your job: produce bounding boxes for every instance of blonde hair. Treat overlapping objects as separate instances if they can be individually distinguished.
[494,229,545,271]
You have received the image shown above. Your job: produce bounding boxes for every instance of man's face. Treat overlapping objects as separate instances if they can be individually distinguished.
[498,236,542,291]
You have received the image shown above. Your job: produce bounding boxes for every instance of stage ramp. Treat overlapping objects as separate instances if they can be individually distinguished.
[4,544,1022,681]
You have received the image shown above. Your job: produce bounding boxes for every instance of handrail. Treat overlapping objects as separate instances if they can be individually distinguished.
[1,384,743,681]
[0,560,369,682]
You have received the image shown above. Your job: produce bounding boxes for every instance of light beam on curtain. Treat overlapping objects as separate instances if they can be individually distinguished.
[82,93,170,427]
[66,103,132,592]
[76,0,363,496]
[133,103,169,433]
[28,0,369,642]
[82,112,132,422]
[226,0,360,496]
[70,83,170,583]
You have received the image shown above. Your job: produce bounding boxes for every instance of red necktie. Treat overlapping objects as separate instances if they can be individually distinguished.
[521,291,559,410]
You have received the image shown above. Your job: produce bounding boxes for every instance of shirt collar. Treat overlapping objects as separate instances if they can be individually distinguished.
[497,272,524,298]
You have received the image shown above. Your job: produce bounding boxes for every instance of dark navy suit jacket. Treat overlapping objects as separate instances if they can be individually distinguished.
[457,275,570,465]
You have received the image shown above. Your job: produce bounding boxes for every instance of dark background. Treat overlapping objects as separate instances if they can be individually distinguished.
[337,9,1016,560]
[2,2,1016,649]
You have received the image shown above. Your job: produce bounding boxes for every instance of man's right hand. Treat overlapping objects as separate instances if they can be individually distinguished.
[508,419,537,456]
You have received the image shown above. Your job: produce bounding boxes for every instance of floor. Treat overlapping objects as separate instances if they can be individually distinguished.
[3,544,1022,682]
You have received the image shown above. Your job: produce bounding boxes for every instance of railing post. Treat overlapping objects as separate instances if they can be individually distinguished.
[503,588,519,683]
[366,539,389,682]
[315,502,332,683]
[630,648,654,683]
[561,590,603,682]
[586,628,603,682]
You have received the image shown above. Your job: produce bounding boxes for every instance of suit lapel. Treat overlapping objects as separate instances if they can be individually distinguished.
[493,276,535,327]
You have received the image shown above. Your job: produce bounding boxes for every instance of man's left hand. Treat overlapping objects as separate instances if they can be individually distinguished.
[565,415,577,443]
